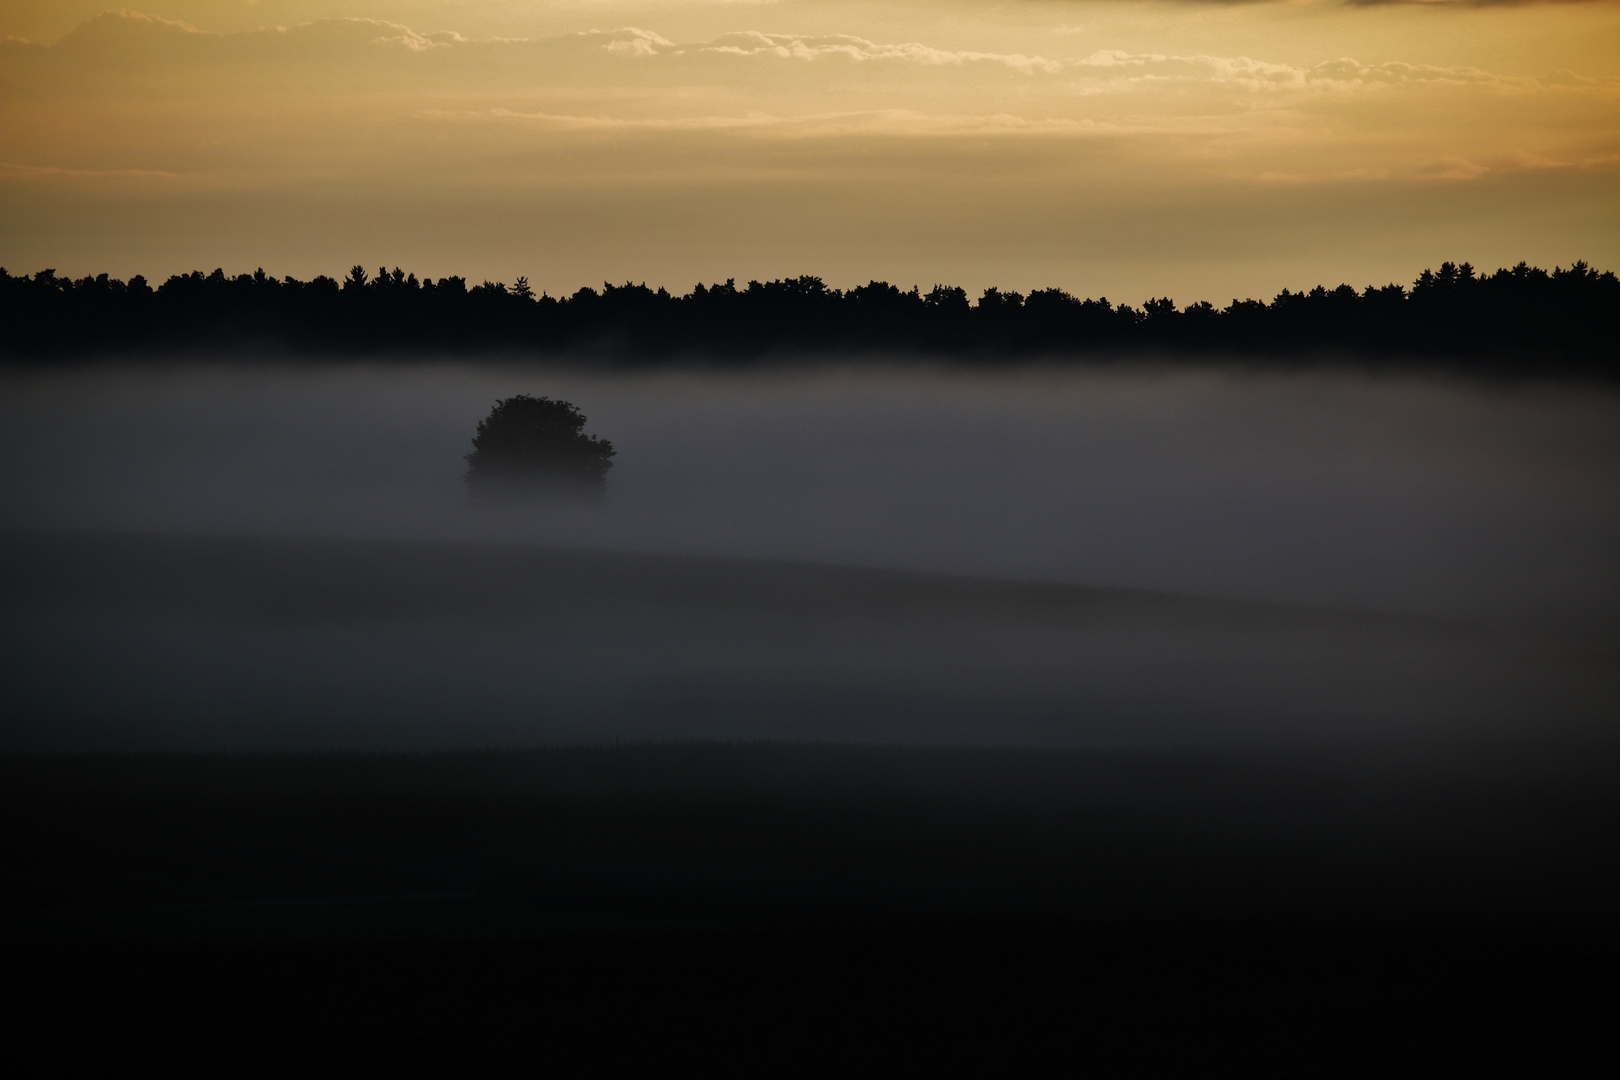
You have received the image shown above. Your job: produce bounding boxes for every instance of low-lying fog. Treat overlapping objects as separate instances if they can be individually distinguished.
[5,359,1618,628]
[3,359,1617,751]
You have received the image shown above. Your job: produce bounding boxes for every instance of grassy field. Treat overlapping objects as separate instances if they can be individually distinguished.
[4,743,1616,1072]
[5,532,1615,1068]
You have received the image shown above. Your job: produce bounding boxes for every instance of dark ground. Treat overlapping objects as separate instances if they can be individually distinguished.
[4,743,1616,1074]
[10,920,1612,1076]
[5,532,1616,1072]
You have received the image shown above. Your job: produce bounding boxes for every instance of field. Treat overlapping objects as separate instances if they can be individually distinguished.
[4,364,1617,1070]
[5,533,1618,1069]
[6,740,1617,1072]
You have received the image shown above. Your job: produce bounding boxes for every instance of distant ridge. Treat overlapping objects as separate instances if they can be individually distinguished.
[2,260,1614,371]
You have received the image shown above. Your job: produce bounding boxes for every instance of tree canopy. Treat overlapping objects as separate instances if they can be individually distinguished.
[2,260,1615,376]
[465,395,615,498]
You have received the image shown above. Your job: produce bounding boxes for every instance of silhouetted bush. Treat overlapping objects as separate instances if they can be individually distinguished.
[465,395,615,499]
[2,260,1615,375]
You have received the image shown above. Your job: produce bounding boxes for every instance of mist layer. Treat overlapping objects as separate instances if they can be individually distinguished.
[3,361,1617,751]
[3,361,1617,627]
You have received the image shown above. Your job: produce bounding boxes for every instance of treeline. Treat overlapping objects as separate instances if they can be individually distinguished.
[2,260,1615,372]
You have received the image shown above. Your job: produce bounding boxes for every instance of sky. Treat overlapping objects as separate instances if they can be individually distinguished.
[2,0,1617,303]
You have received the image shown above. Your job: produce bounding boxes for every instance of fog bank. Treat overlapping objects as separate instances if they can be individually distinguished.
[4,360,1617,631]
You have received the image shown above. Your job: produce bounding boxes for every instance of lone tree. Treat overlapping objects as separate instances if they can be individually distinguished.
[465,395,616,497]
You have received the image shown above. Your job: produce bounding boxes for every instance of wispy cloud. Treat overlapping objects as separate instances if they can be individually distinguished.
[1343,0,1617,7]
[1070,49,1607,92]
[431,106,1106,138]
[16,14,1611,100]
[0,161,178,179]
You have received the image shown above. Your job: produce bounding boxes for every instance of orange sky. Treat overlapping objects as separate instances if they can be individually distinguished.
[3,1,1617,303]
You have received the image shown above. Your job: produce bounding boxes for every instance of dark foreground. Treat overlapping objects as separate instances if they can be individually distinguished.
[11,921,1610,1076]
[6,532,1615,1069]
[5,744,1616,1073]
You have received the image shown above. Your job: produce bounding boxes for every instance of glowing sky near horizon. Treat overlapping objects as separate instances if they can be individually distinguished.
[2,1,1616,302]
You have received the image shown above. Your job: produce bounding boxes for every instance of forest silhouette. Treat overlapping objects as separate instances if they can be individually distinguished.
[2,260,1614,373]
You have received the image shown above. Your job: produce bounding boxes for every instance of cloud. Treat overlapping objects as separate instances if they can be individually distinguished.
[687,31,1066,74]
[1159,0,1620,5]
[0,161,178,180]
[13,12,1609,104]
[1071,49,1560,92]
[26,14,1610,91]
[437,106,1103,139]
[25,15,1062,75]
[1344,0,1617,7]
